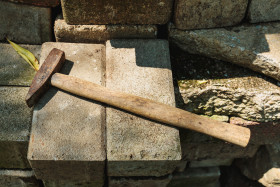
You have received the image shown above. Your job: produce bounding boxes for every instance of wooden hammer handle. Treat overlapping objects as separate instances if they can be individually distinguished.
[51,73,250,147]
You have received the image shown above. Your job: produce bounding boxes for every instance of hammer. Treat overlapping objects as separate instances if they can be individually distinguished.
[26,48,251,147]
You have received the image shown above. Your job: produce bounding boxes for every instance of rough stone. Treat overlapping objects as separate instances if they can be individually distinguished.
[171,45,280,122]
[54,16,157,43]
[106,40,181,177]
[0,44,41,86]
[189,158,233,168]
[248,0,280,23]
[0,170,40,187]
[61,0,173,25]
[178,77,280,122]
[109,175,172,187]
[236,144,280,185]
[170,46,263,160]
[203,115,229,122]
[27,42,106,185]
[0,1,52,44]
[2,0,60,7]
[173,0,248,30]
[169,22,280,82]
[0,87,32,169]
[168,167,220,187]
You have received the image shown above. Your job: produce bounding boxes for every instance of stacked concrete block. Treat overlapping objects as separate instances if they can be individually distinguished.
[54,16,157,43]
[2,0,60,7]
[0,44,40,169]
[0,1,52,44]
[247,0,280,23]
[0,170,40,187]
[109,175,172,187]
[61,0,173,25]
[168,167,221,187]
[173,0,248,30]
[0,87,32,169]
[56,0,176,42]
[189,159,233,168]
[0,44,41,86]
[27,42,106,186]
[106,40,181,178]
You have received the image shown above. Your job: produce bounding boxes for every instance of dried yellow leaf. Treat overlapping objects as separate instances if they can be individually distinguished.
[7,38,39,71]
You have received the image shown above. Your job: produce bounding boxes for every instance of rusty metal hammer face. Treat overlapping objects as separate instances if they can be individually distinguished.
[26,48,65,107]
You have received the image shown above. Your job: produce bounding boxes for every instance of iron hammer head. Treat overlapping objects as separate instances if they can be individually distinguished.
[25,48,65,107]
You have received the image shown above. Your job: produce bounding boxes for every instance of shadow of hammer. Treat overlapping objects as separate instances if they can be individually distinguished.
[26,48,251,147]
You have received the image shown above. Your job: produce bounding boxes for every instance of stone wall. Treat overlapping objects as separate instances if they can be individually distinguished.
[1,0,280,186]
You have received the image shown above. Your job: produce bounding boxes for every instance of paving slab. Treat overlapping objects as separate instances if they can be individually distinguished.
[54,16,157,43]
[247,0,280,23]
[0,170,40,187]
[2,0,59,7]
[168,167,220,187]
[27,42,106,185]
[61,0,173,25]
[0,44,41,86]
[0,1,52,44]
[109,175,172,187]
[169,22,280,81]
[173,0,248,30]
[0,87,32,168]
[106,40,181,177]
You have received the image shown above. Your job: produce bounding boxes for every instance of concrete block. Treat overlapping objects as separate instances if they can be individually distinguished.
[168,167,220,187]
[106,40,181,177]
[27,42,106,185]
[0,44,41,86]
[0,1,52,44]
[61,0,173,25]
[173,0,248,30]
[0,87,32,169]
[43,180,103,187]
[109,175,172,187]
[169,22,280,82]
[2,0,60,7]
[190,158,233,168]
[54,16,157,43]
[0,170,40,187]
[248,0,280,23]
